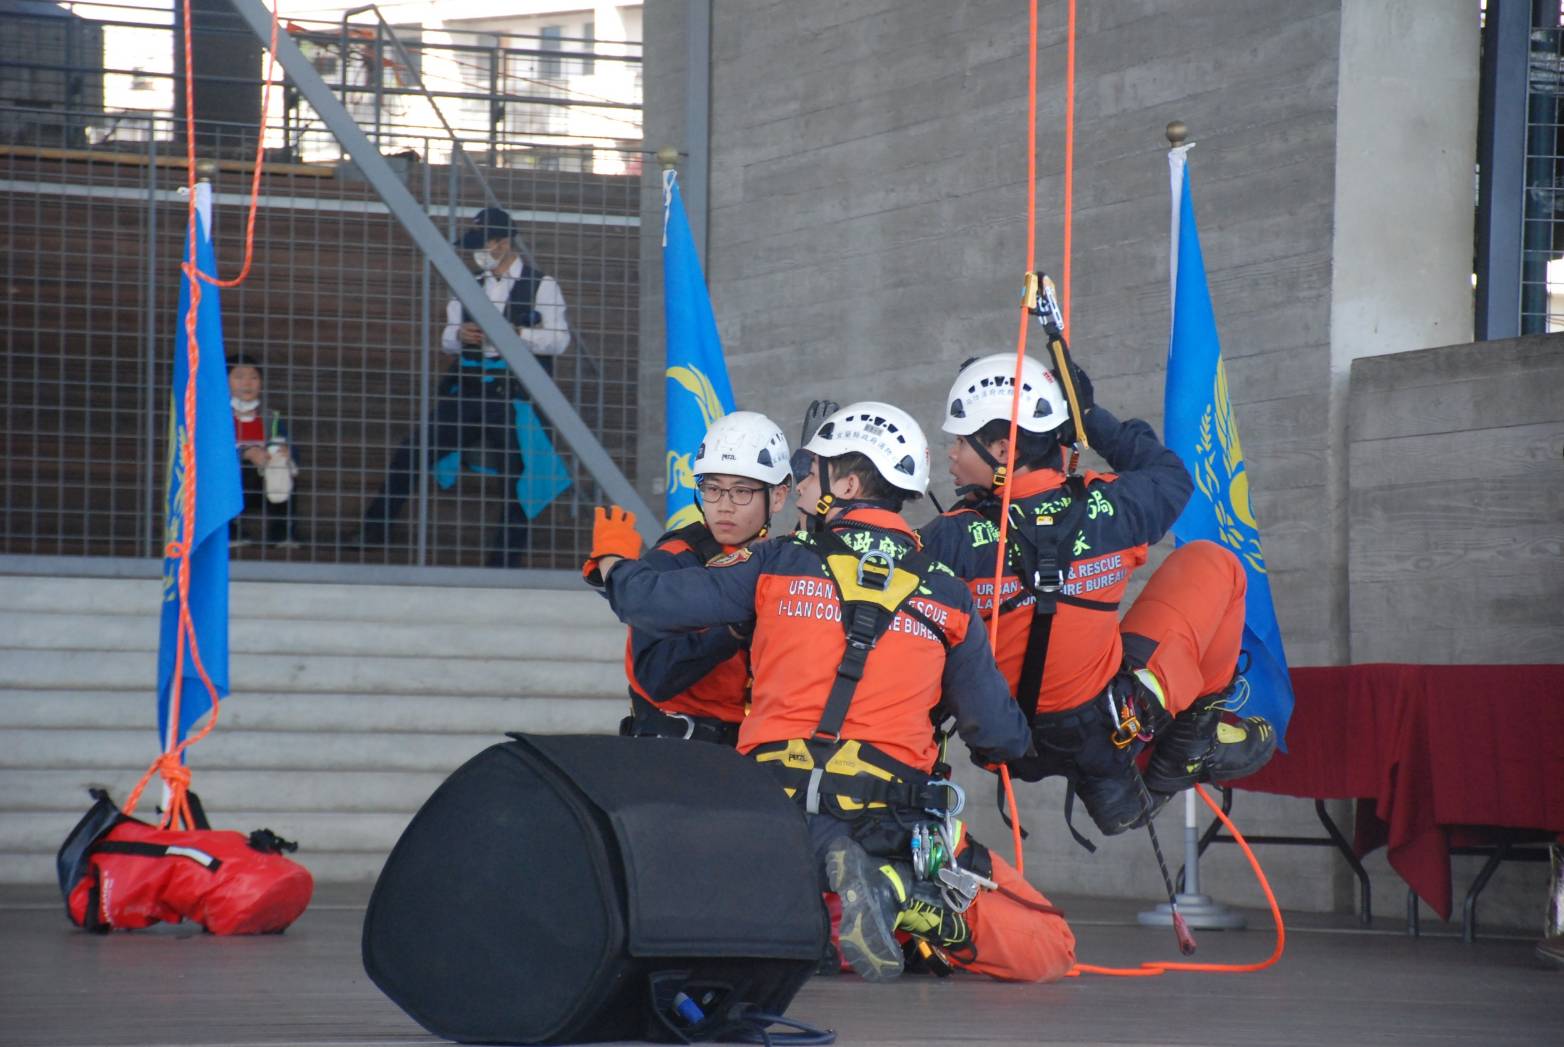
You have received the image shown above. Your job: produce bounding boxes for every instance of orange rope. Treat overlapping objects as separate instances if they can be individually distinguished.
[201,3,279,289]
[985,0,1043,877]
[123,0,279,827]
[1068,784,1287,977]
[984,2,1281,981]
[1060,0,1076,331]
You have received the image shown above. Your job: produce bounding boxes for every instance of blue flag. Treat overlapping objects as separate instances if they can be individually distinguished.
[1162,150,1294,745]
[661,169,735,529]
[158,184,243,752]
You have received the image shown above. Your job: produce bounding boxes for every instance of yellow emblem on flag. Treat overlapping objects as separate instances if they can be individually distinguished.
[664,365,726,530]
[666,365,725,430]
[664,449,703,530]
[1192,362,1267,574]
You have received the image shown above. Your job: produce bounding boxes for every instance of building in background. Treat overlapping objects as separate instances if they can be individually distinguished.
[45,0,642,173]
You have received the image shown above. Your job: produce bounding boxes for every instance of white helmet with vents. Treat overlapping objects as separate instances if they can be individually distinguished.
[942,353,1068,436]
[802,401,930,494]
[693,411,791,486]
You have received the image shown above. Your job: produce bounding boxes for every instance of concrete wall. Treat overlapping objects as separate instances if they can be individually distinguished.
[637,0,1516,919]
[645,0,1345,654]
[1348,335,1564,664]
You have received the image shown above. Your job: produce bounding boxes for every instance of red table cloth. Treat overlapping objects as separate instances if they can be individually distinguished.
[1231,664,1564,920]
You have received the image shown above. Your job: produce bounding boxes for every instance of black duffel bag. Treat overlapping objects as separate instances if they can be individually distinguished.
[363,733,825,1044]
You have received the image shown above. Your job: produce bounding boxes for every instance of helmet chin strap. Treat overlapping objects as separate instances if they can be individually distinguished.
[963,433,1009,495]
[805,455,834,534]
[961,430,1071,499]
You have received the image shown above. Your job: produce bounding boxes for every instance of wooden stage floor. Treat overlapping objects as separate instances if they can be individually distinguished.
[3,885,1559,1047]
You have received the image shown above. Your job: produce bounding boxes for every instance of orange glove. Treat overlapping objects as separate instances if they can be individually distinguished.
[581,506,643,588]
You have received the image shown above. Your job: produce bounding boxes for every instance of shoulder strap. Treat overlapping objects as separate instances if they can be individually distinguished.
[999,476,1106,722]
[801,529,942,741]
[657,521,725,564]
[93,840,222,871]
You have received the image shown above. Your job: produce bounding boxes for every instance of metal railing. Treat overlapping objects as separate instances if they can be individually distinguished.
[1524,24,1564,332]
[0,3,645,573]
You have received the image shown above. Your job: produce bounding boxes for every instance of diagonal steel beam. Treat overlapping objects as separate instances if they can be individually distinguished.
[224,0,656,537]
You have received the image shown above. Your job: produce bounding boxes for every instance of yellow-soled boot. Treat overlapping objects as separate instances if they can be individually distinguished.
[823,838,903,982]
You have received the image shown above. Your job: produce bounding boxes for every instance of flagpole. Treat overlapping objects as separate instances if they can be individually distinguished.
[1139,121,1245,935]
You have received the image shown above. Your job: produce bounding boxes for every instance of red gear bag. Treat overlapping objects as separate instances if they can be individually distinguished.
[57,790,313,935]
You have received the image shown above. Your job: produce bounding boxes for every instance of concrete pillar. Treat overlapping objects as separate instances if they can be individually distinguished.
[1327,0,1480,663]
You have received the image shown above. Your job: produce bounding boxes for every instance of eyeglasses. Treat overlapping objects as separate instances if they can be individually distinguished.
[697,482,764,506]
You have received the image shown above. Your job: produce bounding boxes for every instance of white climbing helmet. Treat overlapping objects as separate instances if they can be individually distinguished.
[693,410,792,486]
[941,352,1068,436]
[802,401,930,494]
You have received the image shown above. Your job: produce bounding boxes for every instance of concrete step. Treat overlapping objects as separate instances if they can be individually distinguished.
[0,849,394,885]
[0,611,628,661]
[0,576,615,626]
[2,809,417,858]
[0,767,452,813]
[0,649,627,697]
[0,691,627,732]
[0,726,602,773]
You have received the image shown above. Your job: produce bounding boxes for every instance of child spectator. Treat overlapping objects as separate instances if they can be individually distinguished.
[227,353,299,548]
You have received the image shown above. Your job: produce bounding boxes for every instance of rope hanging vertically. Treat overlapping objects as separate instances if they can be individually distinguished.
[981,3,1284,977]
[124,0,281,826]
[983,0,1046,877]
[1060,0,1077,330]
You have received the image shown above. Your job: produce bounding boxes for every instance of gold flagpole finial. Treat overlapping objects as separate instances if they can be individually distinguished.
[1166,121,1188,147]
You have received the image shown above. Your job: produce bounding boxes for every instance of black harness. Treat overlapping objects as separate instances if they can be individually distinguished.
[620,695,742,747]
[972,477,1130,851]
[977,476,1119,723]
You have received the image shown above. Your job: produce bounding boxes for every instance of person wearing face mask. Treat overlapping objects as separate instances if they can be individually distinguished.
[620,411,792,746]
[227,353,300,548]
[357,207,571,567]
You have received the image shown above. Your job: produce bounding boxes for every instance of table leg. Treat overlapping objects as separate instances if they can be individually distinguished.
[1315,799,1372,925]
[1462,839,1511,945]
[1406,888,1420,937]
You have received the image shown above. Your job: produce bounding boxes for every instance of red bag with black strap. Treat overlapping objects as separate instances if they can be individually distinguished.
[57,789,313,935]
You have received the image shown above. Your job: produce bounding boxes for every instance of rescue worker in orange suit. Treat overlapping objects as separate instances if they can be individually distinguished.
[584,402,1076,983]
[621,411,792,745]
[918,353,1278,843]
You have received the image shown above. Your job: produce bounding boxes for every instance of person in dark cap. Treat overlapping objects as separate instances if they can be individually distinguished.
[357,207,571,567]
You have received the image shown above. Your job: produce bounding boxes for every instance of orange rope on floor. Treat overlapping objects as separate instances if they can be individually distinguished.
[123,0,280,827]
[1068,785,1288,977]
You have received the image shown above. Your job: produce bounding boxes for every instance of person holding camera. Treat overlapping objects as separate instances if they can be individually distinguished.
[358,207,570,567]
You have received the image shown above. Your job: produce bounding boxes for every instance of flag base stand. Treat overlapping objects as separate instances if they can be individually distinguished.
[1136,789,1248,931]
[1138,894,1247,930]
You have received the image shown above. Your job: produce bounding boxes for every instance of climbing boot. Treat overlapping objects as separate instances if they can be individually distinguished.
[1076,762,1159,835]
[1205,717,1278,782]
[822,838,903,982]
[1142,681,1278,794]
[895,885,972,952]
